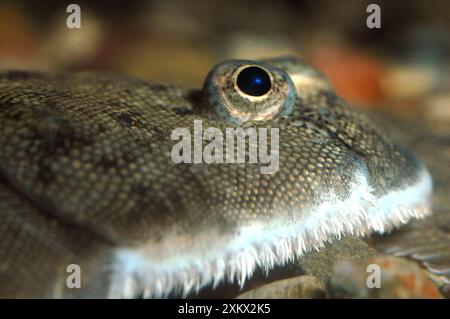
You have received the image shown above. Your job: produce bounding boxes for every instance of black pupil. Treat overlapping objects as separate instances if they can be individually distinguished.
[236,66,271,96]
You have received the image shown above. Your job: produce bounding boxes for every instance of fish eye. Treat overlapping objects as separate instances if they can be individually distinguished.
[203,60,296,124]
[236,66,272,97]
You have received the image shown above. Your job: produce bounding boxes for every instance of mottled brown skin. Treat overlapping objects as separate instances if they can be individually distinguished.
[0,59,429,298]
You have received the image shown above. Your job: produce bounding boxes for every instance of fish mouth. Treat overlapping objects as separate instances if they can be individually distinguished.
[108,166,432,298]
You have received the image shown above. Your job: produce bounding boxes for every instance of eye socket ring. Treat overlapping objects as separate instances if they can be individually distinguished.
[203,59,296,124]
[235,66,272,97]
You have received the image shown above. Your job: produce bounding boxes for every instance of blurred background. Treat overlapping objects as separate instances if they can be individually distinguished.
[0,0,449,116]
